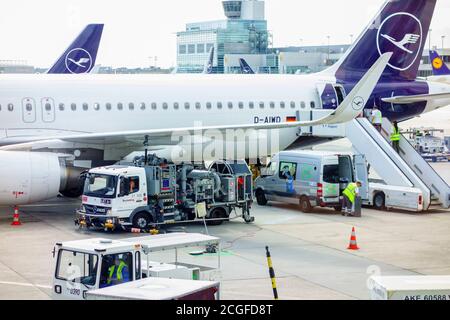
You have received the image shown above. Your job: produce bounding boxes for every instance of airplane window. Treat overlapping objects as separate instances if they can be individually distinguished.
[310,101,316,109]
[174,102,179,110]
[45,103,52,111]
[151,103,157,110]
[249,102,254,109]
[140,103,146,110]
[184,102,190,110]
[259,102,265,109]
[206,102,212,109]
[8,104,14,111]
[26,103,33,112]
[162,103,168,110]
[290,102,296,109]
[195,102,201,110]
[238,102,244,109]
[228,102,233,109]
[301,102,306,109]
[106,103,112,110]
[129,103,135,110]
[83,103,89,111]
[94,103,100,111]
[280,102,286,109]
[270,102,275,109]
[117,103,123,110]
[71,103,76,111]
[59,103,65,111]
[217,102,223,109]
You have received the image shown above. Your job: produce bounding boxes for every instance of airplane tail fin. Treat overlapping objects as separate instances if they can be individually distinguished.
[239,58,255,74]
[324,0,436,82]
[203,46,215,74]
[47,24,104,74]
[429,50,450,76]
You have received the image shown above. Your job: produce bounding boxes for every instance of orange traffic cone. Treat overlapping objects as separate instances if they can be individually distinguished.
[11,206,21,226]
[347,227,359,250]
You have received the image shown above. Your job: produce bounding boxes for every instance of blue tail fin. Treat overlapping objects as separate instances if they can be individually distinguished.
[239,58,255,74]
[203,46,215,74]
[330,0,436,82]
[429,50,450,76]
[47,24,104,74]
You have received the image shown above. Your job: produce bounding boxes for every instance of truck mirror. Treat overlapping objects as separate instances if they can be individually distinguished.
[88,175,95,185]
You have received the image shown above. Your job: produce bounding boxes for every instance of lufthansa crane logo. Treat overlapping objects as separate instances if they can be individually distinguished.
[65,48,93,74]
[352,96,365,111]
[432,57,444,69]
[376,12,423,71]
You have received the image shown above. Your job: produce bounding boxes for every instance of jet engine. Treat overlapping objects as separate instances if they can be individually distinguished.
[0,151,84,205]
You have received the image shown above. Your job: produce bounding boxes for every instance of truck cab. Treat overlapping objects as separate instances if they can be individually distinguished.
[52,233,221,300]
[78,166,150,229]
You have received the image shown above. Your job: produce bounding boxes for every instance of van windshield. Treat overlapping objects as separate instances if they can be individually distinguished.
[56,250,98,286]
[323,165,340,184]
[84,174,117,198]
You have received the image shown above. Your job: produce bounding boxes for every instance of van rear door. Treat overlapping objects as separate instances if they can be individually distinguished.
[353,155,370,201]
[321,157,340,199]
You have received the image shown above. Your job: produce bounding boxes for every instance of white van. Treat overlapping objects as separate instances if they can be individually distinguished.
[255,150,425,213]
[254,151,357,212]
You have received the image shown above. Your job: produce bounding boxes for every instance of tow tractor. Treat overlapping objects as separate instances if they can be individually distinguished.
[76,155,254,231]
[52,233,221,300]
[404,127,449,162]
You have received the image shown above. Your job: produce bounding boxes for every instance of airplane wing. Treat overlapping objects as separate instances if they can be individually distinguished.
[0,53,391,151]
[382,92,450,104]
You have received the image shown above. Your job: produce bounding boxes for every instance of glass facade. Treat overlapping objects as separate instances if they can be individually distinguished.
[177,2,269,74]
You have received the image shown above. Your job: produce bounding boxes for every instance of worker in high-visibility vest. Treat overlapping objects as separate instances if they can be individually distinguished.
[106,255,130,287]
[370,105,383,133]
[390,121,401,153]
[342,181,362,216]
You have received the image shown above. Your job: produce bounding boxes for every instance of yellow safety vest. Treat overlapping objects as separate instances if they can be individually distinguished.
[107,261,127,285]
[391,127,401,142]
[343,183,358,204]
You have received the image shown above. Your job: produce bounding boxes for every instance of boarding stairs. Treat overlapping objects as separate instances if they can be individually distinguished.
[345,118,450,210]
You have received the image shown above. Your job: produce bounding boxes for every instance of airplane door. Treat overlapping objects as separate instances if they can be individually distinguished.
[41,98,55,122]
[22,98,36,123]
[316,83,346,110]
[353,154,369,201]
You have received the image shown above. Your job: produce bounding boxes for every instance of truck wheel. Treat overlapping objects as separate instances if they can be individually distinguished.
[299,197,313,213]
[373,193,386,210]
[132,212,153,229]
[207,208,225,226]
[255,189,268,206]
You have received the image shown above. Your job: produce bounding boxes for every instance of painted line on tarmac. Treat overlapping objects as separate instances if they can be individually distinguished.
[0,280,52,289]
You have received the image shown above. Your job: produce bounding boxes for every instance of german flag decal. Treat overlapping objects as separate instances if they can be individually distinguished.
[286,116,297,123]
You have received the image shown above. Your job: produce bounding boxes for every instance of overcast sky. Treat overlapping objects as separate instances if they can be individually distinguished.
[1,0,450,68]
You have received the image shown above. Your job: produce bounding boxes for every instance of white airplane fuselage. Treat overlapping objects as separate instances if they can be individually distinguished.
[1,73,450,160]
[0,74,333,158]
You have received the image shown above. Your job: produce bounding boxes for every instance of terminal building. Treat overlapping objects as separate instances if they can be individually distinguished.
[176,0,270,74]
[0,60,34,74]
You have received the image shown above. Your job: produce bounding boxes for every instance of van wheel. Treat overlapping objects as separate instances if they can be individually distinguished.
[255,189,268,206]
[207,208,226,226]
[132,212,153,229]
[299,197,313,213]
[373,193,386,210]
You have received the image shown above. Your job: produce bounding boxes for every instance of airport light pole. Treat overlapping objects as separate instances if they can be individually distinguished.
[442,35,446,50]
[327,35,331,64]
[428,29,432,51]
[350,34,354,45]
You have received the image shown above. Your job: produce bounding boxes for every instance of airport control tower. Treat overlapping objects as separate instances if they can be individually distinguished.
[176,0,269,73]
